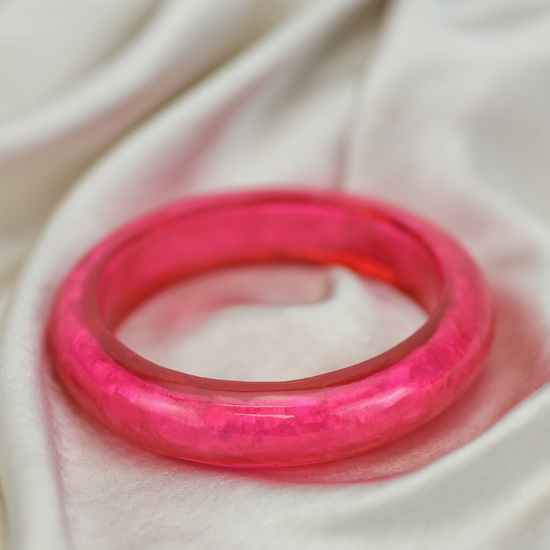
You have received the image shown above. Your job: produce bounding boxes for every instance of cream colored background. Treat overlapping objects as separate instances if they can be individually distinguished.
[2,0,550,548]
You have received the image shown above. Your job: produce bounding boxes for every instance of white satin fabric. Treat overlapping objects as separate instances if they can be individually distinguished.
[2,0,550,548]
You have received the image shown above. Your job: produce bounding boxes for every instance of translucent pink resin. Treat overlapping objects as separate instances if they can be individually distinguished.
[47,189,493,467]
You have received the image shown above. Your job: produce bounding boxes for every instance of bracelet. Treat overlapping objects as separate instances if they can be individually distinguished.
[47,189,493,467]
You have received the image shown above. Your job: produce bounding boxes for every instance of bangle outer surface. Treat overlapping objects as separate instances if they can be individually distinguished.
[47,189,493,467]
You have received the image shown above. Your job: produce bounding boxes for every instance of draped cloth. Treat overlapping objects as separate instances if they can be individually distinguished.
[2,1,550,548]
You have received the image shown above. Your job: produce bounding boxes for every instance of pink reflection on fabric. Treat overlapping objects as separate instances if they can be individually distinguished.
[47,189,493,467]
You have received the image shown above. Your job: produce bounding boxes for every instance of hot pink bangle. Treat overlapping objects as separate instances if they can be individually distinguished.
[47,189,493,467]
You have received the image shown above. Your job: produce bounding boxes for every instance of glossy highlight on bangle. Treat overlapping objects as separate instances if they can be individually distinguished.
[47,189,493,467]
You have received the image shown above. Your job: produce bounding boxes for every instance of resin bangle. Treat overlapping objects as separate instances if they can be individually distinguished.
[47,189,493,467]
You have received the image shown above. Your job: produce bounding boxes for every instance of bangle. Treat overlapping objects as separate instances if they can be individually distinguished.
[47,189,493,467]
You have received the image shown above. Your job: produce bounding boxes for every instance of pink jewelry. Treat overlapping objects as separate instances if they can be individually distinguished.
[47,189,493,467]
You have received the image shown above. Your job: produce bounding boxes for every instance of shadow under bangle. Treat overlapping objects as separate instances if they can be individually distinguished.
[47,189,493,467]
